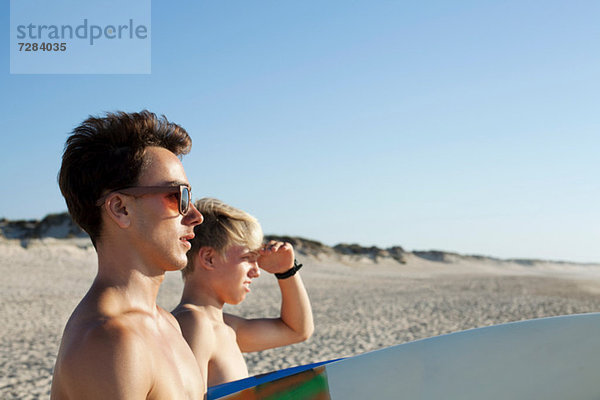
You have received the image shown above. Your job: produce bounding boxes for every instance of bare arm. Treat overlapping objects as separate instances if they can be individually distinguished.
[227,241,314,352]
[53,322,152,400]
[174,308,212,392]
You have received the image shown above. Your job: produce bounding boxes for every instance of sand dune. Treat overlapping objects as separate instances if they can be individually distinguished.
[2,237,600,399]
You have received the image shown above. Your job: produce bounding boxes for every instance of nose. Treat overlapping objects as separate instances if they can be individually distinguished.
[248,262,260,278]
[184,203,203,226]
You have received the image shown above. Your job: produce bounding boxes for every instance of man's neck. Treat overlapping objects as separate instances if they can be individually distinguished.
[179,280,225,320]
[93,241,166,314]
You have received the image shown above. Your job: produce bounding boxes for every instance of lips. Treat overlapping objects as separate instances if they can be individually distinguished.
[243,280,252,292]
[180,233,195,248]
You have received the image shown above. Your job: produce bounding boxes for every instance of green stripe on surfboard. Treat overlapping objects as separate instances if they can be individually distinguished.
[260,369,329,400]
[221,365,330,399]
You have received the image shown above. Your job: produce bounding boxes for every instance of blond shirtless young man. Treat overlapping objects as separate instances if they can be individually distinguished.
[51,111,205,399]
[172,198,314,391]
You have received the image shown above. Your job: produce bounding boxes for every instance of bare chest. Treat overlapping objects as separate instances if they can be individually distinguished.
[208,325,248,387]
[147,326,204,399]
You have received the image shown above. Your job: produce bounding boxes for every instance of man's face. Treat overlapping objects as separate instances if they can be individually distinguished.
[213,244,261,305]
[129,146,203,272]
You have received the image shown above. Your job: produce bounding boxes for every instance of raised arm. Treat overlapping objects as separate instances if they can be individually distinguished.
[226,241,314,352]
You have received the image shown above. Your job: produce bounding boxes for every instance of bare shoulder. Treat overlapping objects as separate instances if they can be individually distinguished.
[172,304,215,348]
[53,315,153,399]
[84,316,152,363]
[173,304,210,330]
[67,314,152,366]
[223,312,248,331]
[157,306,183,333]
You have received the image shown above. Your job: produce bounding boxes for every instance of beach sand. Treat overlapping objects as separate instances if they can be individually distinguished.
[2,238,600,399]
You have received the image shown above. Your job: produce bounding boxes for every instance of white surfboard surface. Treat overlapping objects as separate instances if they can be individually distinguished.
[326,312,600,399]
[209,313,600,399]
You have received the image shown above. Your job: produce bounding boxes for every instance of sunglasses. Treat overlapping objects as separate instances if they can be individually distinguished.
[95,184,192,215]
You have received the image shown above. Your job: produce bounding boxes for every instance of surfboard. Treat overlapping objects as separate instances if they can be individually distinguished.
[207,312,600,399]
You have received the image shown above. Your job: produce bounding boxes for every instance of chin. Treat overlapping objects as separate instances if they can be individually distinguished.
[164,256,187,271]
[227,296,245,305]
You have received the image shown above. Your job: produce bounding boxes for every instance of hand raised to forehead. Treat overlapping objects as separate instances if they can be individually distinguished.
[257,240,295,274]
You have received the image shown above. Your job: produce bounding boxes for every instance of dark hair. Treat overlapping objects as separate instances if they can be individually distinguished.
[58,110,192,246]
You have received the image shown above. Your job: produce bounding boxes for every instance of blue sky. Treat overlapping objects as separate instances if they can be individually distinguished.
[1,1,599,262]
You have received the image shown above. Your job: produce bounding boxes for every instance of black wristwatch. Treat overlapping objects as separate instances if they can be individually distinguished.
[275,259,303,279]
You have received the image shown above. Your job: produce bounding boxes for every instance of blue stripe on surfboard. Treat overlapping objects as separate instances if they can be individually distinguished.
[207,358,344,399]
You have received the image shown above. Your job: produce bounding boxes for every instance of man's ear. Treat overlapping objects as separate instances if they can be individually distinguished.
[197,247,217,271]
[103,193,131,229]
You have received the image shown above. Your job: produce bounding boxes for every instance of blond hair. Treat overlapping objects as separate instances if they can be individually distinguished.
[182,198,263,278]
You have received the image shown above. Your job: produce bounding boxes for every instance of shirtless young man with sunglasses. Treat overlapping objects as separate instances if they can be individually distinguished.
[51,111,205,399]
[172,198,314,392]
